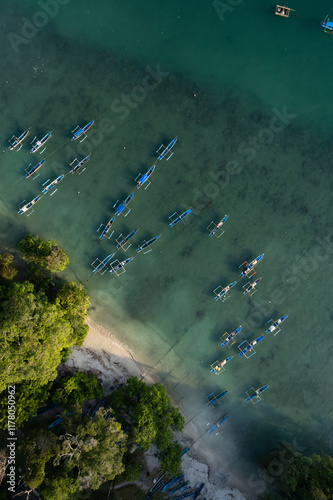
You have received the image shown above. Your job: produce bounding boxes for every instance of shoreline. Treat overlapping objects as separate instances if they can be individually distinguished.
[65,316,248,500]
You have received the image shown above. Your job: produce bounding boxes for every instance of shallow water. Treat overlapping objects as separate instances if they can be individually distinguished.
[1,0,333,496]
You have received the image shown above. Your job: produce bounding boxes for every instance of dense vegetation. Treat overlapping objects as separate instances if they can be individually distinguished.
[259,442,333,500]
[0,237,185,499]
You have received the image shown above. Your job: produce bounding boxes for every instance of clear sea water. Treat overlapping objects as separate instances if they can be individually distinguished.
[1,0,333,497]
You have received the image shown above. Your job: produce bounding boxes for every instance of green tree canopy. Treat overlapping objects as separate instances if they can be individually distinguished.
[56,281,90,345]
[259,442,333,499]
[0,281,74,394]
[18,234,69,272]
[53,372,103,408]
[110,377,185,452]
[0,253,17,282]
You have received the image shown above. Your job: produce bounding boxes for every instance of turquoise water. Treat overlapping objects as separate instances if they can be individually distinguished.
[1,0,333,496]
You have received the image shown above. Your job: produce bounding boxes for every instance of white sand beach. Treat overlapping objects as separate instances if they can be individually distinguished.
[65,317,248,500]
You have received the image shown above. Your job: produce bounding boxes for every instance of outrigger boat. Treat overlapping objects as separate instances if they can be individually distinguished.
[42,174,64,195]
[30,131,53,153]
[69,153,91,174]
[116,229,138,251]
[238,335,264,358]
[322,15,333,32]
[18,195,41,215]
[210,356,233,375]
[8,128,30,151]
[98,216,115,240]
[161,475,185,493]
[213,281,237,302]
[135,164,156,189]
[25,159,45,179]
[205,390,228,407]
[239,253,264,278]
[265,314,288,335]
[109,257,134,276]
[137,234,161,254]
[71,120,95,141]
[246,385,269,404]
[156,137,177,161]
[220,326,242,348]
[243,277,262,296]
[207,215,228,238]
[91,253,115,275]
[275,5,294,17]
[169,208,192,227]
[208,415,229,434]
[114,192,134,217]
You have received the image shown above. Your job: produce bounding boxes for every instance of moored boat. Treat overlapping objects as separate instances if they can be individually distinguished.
[30,131,53,153]
[42,174,64,194]
[156,137,177,160]
[8,129,30,151]
[109,257,134,275]
[220,326,242,347]
[246,385,269,402]
[169,208,192,227]
[239,335,264,357]
[136,234,161,253]
[18,195,41,214]
[71,120,95,141]
[265,314,288,334]
[136,165,156,189]
[25,159,45,178]
[208,215,228,238]
[239,253,264,278]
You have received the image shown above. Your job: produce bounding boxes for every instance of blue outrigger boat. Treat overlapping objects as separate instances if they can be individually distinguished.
[243,277,262,296]
[30,131,53,153]
[25,159,45,178]
[208,415,229,434]
[161,475,184,492]
[71,120,95,141]
[70,153,91,174]
[213,281,237,302]
[98,216,115,240]
[110,257,134,275]
[18,195,41,215]
[137,234,161,253]
[135,165,156,189]
[42,174,64,194]
[246,385,269,403]
[221,326,242,348]
[169,208,192,227]
[116,229,138,250]
[321,15,333,32]
[8,128,30,151]
[210,356,233,375]
[208,214,228,238]
[265,314,288,335]
[114,192,134,217]
[239,253,264,278]
[238,335,264,358]
[206,390,228,407]
[92,253,115,275]
[156,137,177,160]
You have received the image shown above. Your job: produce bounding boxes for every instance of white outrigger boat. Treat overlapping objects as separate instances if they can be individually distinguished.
[265,314,288,335]
[8,128,30,151]
[18,195,41,215]
[42,174,64,195]
[30,131,53,153]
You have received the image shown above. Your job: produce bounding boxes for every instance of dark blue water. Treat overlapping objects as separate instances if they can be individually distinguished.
[1,1,333,497]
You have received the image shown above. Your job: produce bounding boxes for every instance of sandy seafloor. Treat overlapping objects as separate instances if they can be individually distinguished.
[1,0,333,498]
